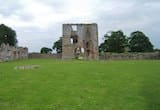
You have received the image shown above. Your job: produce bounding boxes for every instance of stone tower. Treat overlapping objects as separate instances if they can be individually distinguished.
[62,23,99,60]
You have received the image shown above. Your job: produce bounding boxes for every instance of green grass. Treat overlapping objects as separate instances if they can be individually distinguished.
[0,59,160,110]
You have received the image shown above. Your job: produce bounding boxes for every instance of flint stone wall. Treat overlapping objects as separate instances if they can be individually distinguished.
[29,53,61,59]
[100,52,160,60]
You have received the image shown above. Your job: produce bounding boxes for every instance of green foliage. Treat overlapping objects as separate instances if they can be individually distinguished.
[40,47,52,54]
[0,24,17,46]
[0,59,160,110]
[129,31,154,52]
[99,41,107,53]
[99,30,127,53]
[100,30,154,53]
[52,38,62,53]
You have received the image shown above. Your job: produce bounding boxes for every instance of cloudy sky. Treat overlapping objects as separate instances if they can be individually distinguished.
[0,0,160,52]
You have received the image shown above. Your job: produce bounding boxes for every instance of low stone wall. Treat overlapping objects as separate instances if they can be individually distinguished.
[29,52,160,60]
[29,53,61,59]
[99,52,160,60]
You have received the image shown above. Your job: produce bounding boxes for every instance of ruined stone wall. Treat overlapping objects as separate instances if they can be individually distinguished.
[0,44,28,62]
[99,52,160,60]
[62,23,99,60]
[29,53,61,59]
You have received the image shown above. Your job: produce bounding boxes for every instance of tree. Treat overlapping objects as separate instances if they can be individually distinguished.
[99,41,108,53]
[53,38,62,53]
[99,30,127,53]
[40,47,52,54]
[0,24,17,46]
[129,31,153,52]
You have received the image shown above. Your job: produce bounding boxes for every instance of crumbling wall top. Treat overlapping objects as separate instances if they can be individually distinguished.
[63,23,97,26]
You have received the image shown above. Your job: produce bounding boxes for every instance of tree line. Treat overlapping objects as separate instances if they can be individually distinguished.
[99,30,154,53]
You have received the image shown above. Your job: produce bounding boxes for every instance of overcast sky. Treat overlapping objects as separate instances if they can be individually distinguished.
[0,0,160,52]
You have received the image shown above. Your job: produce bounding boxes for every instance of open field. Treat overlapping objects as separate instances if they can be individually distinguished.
[0,59,160,110]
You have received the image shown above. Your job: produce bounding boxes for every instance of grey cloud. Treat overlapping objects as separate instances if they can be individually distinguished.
[16,24,62,52]
[0,0,33,22]
[37,0,68,13]
[0,0,22,17]
[95,1,160,29]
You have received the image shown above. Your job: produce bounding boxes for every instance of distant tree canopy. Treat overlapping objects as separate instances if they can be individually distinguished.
[128,31,153,52]
[99,30,154,53]
[52,39,62,53]
[40,47,52,54]
[0,24,17,46]
[99,30,127,53]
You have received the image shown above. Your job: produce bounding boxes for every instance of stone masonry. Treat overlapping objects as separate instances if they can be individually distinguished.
[0,43,28,62]
[62,23,99,60]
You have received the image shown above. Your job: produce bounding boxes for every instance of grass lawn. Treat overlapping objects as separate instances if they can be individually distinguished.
[0,59,160,110]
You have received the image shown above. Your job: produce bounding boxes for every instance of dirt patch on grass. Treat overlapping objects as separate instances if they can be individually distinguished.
[14,65,40,70]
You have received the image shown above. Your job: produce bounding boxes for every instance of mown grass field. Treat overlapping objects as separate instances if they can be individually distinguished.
[0,59,160,110]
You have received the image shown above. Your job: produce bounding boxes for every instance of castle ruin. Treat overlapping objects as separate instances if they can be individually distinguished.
[62,23,99,60]
[0,43,28,62]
